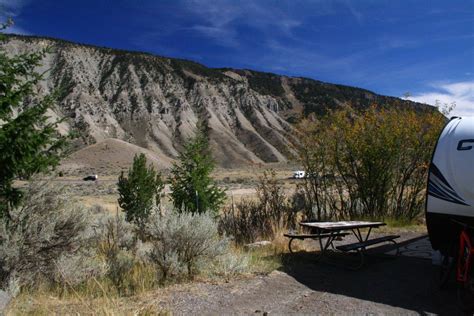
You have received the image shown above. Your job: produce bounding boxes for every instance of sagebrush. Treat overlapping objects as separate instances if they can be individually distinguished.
[0,182,90,290]
[146,211,230,280]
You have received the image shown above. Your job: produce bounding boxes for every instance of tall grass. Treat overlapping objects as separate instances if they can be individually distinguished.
[219,170,299,244]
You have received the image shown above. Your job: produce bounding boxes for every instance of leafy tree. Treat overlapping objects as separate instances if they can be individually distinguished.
[0,20,67,221]
[298,105,445,221]
[170,128,225,215]
[118,153,164,230]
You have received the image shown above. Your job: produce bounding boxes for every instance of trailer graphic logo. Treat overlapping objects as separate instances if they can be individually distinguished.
[457,139,474,151]
[428,164,469,206]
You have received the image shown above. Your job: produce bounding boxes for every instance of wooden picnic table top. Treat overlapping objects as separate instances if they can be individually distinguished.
[299,221,386,231]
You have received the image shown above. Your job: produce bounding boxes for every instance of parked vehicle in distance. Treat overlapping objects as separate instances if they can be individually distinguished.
[293,170,306,179]
[83,174,98,181]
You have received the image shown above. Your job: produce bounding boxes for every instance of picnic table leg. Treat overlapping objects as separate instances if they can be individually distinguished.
[317,236,324,253]
[349,227,396,269]
[351,227,373,242]
[316,231,340,261]
[390,239,400,256]
[350,228,373,268]
[288,237,296,253]
[351,250,365,270]
[352,228,364,243]
[365,227,373,241]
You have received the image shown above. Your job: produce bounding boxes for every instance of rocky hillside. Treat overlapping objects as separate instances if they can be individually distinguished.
[1,34,433,168]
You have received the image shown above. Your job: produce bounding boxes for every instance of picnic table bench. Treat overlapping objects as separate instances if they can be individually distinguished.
[336,234,400,252]
[283,232,350,253]
[286,221,400,269]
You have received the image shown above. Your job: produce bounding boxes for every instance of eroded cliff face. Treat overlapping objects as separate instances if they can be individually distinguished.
[1,35,431,167]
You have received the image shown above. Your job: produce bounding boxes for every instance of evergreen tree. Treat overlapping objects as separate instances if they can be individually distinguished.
[170,127,225,215]
[0,20,67,221]
[118,153,164,230]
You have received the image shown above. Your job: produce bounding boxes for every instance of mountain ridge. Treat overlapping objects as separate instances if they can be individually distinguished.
[3,33,417,101]
[1,34,435,168]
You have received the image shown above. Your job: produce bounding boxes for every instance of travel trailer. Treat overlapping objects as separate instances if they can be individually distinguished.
[426,117,474,256]
[293,170,306,179]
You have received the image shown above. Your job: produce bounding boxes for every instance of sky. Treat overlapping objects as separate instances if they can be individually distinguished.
[1,0,473,115]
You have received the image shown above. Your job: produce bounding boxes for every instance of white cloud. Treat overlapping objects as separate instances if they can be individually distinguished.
[182,0,303,47]
[0,0,31,35]
[0,0,29,16]
[409,81,474,116]
[0,0,30,34]
[342,0,363,24]
[2,25,29,35]
[258,39,363,75]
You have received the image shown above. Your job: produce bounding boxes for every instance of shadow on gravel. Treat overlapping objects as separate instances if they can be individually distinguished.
[278,236,460,315]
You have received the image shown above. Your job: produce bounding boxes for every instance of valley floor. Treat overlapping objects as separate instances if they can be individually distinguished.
[17,167,300,212]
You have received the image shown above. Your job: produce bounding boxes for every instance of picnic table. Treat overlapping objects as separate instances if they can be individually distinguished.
[285,220,400,269]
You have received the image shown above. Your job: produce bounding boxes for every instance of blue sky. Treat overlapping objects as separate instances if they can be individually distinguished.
[1,0,473,115]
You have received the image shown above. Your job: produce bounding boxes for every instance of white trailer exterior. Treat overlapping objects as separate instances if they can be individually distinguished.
[426,117,474,255]
[293,170,306,179]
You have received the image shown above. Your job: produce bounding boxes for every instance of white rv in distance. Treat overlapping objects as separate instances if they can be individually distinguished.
[293,170,306,179]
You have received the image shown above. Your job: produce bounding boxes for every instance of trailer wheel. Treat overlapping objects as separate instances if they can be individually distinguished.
[439,240,457,289]
[457,271,474,314]
[439,254,455,289]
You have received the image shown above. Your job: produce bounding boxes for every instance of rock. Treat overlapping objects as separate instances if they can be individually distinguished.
[245,241,272,249]
[1,35,431,169]
[0,290,11,315]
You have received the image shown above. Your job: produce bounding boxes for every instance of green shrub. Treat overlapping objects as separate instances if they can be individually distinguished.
[298,106,445,221]
[170,127,225,215]
[54,252,107,287]
[54,209,156,297]
[219,199,270,245]
[92,211,141,294]
[210,252,249,278]
[0,24,67,221]
[0,182,89,290]
[118,153,164,234]
[219,170,297,244]
[146,211,229,281]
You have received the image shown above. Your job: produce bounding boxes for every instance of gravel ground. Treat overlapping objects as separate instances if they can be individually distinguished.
[142,233,461,315]
[4,233,463,315]
[0,290,11,315]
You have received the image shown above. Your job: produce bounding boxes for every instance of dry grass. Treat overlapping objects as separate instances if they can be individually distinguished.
[379,222,427,234]
[24,166,302,215]
[245,247,283,275]
[212,165,296,182]
[6,290,170,315]
[5,249,262,315]
[79,195,120,213]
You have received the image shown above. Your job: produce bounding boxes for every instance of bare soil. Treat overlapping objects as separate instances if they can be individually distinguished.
[6,232,462,315]
[59,138,174,175]
[133,234,460,315]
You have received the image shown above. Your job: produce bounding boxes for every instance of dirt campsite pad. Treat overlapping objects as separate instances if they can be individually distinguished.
[386,235,435,259]
[132,234,459,315]
[5,233,461,314]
